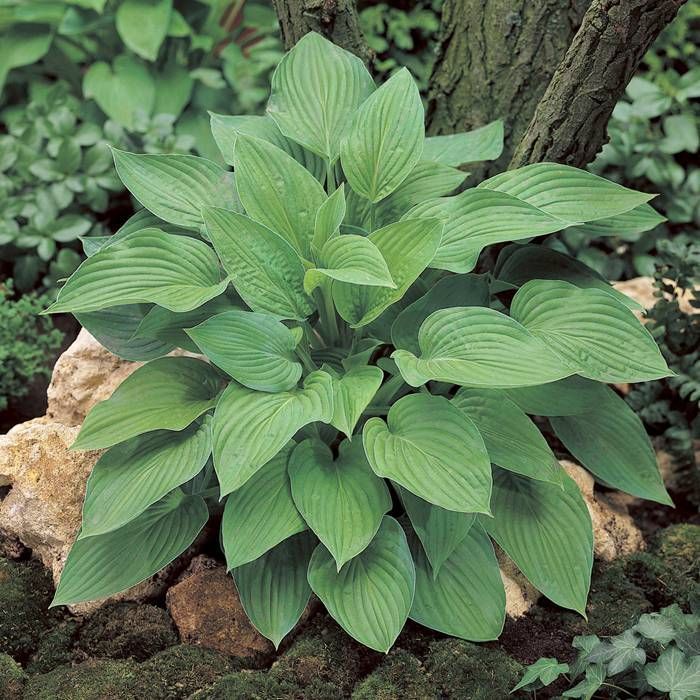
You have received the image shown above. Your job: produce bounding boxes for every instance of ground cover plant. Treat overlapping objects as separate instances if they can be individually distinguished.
[44,33,675,653]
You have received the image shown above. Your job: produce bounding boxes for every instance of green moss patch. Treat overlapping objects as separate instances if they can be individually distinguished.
[351,648,436,699]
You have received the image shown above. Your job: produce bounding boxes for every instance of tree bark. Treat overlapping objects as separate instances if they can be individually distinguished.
[426,0,589,174]
[510,0,687,168]
[270,0,372,63]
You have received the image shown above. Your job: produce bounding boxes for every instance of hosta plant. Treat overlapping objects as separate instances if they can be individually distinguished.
[46,33,673,653]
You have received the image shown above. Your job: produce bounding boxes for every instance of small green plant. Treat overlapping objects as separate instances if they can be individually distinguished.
[0,280,64,413]
[512,602,700,698]
[46,33,672,653]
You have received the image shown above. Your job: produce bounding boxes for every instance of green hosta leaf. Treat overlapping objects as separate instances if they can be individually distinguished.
[406,189,564,273]
[76,305,174,361]
[307,516,415,652]
[46,229,228,314]
[330,365,383,437]
[568,203,664,238]
[512,658,570,692]
[186,310,302,392]
[0,25,53,92]
[232,531,316,649]
[81,418,212,538]
[422,121,504,166]
[506,376,608,417]
[511,280,670,383]
[494,244,643,311]
[289,439,391,569]
[267,32,375,162]
[52,490,207,606]
[212,371,334,495]
[72,357,221,450]
[408,523,505,641]
[399,487,475,578]
[363,393,491,513]
[391,273,490,354]
[451,388,562,485]
[203,207,313,320]
[340,68,424,203]
[312,184,346,255]
[115,0,172,62]
[479,163,654,222]
[222,443,306,569]
[304,235,395,294]
[644,646,700,700]
[481,469,593,614]
[234,134,326,258]
[113,150,238,229]
[392,307,571,388]
[550,386,672,505]
[153,61,192,118]
[333,218,443,327]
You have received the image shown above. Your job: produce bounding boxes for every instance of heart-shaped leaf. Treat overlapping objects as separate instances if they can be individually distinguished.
[330,365,383,437]
[115,0,172,62]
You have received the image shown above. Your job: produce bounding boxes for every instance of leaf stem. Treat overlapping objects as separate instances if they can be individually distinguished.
[369,203,376,232]
[326,159,336,193]
[295,343,318,373]
[315,286,340,346]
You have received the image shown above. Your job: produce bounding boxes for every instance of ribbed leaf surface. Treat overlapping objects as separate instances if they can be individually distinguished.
[340,69,424,203]
[392,307,572,388]
[312,184,346,255]
[187,310,302,392]
[222,443,307,568]
[482,469,593,614]
[568,203,664,238]
[307,516,415,652]
[289,439,391,569]
[506,376,609,417]
[73,357,221,450]
[212,371,334,495]
[330,365,383,437]
[408,524,505,640]
[47,229,229,314]
[422,121,504,165]
[81,417,212,538]
[53,491,208,606]
[363,393,492,513]
[203,207,313,320]
[267,32,375,162]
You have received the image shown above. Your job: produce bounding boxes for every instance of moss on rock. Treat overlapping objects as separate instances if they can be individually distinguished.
[76,602,178,661]
[27,620,79,674]
[425,639,522,700]
[0,652,27,697]
[351,648,436,699]
[190,670,281,700]
[0,558,59,662]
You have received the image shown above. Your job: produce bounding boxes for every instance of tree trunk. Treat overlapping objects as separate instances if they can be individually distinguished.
[270,0,372,63]
[510,0,687,168]
[426,0,589,174]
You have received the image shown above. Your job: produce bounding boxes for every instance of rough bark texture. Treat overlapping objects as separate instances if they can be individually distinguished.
[511,0,687,168]
[426,0,588,174]
[271,0,372,63]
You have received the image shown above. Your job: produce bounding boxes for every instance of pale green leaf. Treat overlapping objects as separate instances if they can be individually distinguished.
[115,0,172,62]
[506,376,609,417]
[567,203,664,238]
[422,121,504,166]
[0,25,53,92]
[153,61,193,118]
[312,184,346,255]
[634,612,676,645]
[512,658,570,692]
[330,365,383,437]
[645,646,700,700]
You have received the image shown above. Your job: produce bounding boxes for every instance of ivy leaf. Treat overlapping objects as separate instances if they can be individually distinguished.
[363,393,492,513]
[422,121,504,165]
[586,630,645,676]
[307,516,415,652]
[511,658,570,692]
[644,646,700,700]
[288,439,391,569]
[562,663,606,699]
[330,365,384,437]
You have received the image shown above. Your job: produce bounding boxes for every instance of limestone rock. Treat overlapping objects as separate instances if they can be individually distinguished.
[498,553,540,619]
[46,329,140,427]
[166,559,274,659]
[614,276,695,320]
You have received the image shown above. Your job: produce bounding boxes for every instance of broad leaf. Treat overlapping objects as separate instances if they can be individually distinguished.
[81,418,212,538]
[340,68,424,203]
[481,469,593,614]
[399,487,475,578]
[212,371,334,495]
[408,524,505,641]
[233,134,326,258]
[52,490,207,606]
[307,516,415,652]
[72,357,221,450]
[511,280,670,382]
[506,376,608,417]
[115,0,172,62]
[567,203,664,238]
[644,646,700,700]
[203,207,313,320]
[46,229,228,314]
[363,393,492,513]
[330,365,384,437]
[289,439,391,569]
[634,612,677,645]
[312,184,346,255]
[550,386,672,505]
[512,658,570,692]
[187,310,302,392]
[267,32,375,162]
[422,121,504,166]
[333,218,443,327]
[0,25,53,93]
[113,150,238,229]
[586,630,645,676]
[392,307,571,388]
[221,443,306,569]
[452,388,562,485]
[233,531,316,648]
